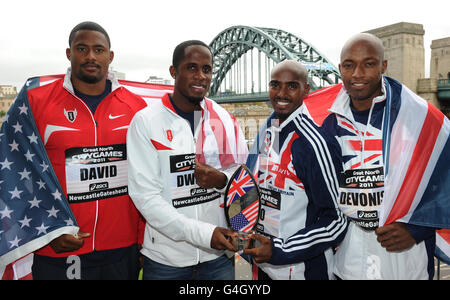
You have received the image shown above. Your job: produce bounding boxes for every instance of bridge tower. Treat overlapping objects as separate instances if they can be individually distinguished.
[431,37,450,116]
[366,22,425,93]
[431,37,450,80]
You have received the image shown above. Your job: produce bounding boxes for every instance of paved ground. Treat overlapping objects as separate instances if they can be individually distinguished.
[434,258,450,280]
[235,253,253,280]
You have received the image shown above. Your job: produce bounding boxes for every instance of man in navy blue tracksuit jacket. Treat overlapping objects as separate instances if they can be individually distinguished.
[244,60,348,280]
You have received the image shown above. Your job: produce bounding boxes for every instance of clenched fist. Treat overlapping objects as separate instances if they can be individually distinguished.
[194,159,227,189]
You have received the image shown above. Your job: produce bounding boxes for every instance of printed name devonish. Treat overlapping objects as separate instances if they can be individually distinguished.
[339,191,383,207]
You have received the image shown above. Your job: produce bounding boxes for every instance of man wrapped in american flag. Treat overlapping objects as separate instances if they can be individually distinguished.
[1,21,149,280]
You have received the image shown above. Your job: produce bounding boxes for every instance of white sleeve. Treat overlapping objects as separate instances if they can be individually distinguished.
[126,112,216,249]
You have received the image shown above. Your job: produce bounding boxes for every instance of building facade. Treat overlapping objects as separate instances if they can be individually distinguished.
[0,85,18,126]
[365,22,449,117]
[366,22,425,93]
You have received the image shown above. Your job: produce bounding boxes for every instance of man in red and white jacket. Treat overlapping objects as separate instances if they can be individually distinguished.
[127,40,248,280]
[28,21,146,279]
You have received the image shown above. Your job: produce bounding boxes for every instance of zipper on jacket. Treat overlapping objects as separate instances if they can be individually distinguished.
[262,123,280,190]
[263,127,275,189]
[193,110,204,264]
[91,115,99,251]
[167,103,208,264]
[193,128,200,264]
[64,87,99,252]
[359,97,378,169]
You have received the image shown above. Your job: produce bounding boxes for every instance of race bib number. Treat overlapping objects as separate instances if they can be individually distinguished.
[65,144,128,203]
[339,167,384,230]
[256,187,281,238]
[170,154,220,208]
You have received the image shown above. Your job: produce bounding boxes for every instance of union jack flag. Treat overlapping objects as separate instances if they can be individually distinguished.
[377,77,450,265]
[257,131,304,190]
[436,229,450,265]
[226,166,255,206]
[229,200,259,232]
[295,78,450,266]
[309,77,450,266]
[336,117,383,170]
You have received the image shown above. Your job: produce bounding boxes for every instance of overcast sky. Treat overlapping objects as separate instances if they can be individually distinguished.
[1,0,449,89]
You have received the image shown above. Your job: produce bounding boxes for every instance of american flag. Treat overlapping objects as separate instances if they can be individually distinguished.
[226,166,255,206]
[0,77,79,278]
[0,74,174,279]
[229,200,259,232]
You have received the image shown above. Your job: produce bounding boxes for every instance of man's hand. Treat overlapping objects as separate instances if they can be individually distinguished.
[375,222,416,252]
[194,159,227,189]
[210,227,238,252]
[50,230,90,253]
[243,234,272,263]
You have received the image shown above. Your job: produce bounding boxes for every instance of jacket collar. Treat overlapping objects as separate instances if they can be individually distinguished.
[161,93,207,116]
[63,67,121,94]
[266,103,307,132]
[329,76,387,119]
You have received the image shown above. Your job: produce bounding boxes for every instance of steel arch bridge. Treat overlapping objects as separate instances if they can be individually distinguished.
[209,25,341,102]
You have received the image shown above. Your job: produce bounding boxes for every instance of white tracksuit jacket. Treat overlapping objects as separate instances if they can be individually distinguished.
[126,94,248,267]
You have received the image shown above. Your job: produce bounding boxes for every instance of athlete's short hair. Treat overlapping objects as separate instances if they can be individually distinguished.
[68,21,111,48]
[172,40,212,70]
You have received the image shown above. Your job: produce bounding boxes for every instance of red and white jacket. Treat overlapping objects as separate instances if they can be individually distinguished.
[28,70,146,257]
[127,93,248,267]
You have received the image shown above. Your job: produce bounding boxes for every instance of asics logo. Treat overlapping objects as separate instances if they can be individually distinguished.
[109,114,126,120]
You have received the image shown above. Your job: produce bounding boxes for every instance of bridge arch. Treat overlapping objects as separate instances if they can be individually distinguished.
[209,25,341,97]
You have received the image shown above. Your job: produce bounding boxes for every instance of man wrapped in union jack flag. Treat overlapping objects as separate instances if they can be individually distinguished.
[321,33,449,279]
[243,60,348,280]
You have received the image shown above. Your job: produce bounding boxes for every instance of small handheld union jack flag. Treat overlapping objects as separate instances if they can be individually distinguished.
[225,165,257,206]
[224,165,260,232]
